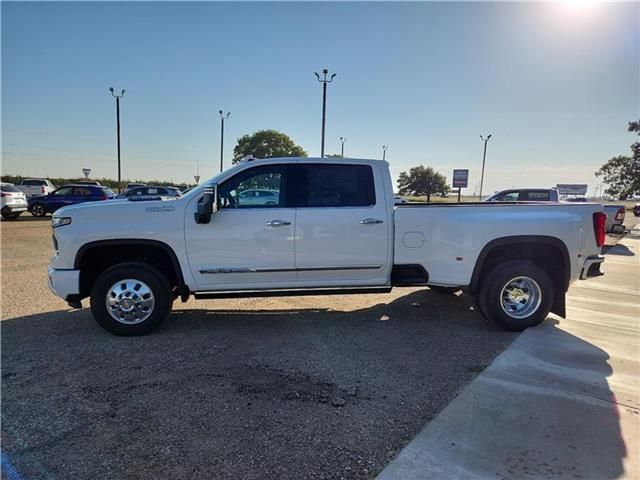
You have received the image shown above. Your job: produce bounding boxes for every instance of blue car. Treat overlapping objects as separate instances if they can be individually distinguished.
[28,184,116,217]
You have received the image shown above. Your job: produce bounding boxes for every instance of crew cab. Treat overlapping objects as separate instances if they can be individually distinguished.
[47,158,606,336]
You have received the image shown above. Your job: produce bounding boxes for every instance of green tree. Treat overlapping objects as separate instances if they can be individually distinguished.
[596,120,640,199]
[397,166,449,202]
[232,130,307,164]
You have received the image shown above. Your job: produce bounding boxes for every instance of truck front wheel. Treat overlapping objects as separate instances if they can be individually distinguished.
[90,262,173,335]
[477,260,554,332]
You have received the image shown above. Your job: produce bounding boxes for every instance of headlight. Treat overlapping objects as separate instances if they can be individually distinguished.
[52,216,72,228]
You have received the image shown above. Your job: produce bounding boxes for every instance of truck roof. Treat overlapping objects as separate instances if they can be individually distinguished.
[240,156,389,166]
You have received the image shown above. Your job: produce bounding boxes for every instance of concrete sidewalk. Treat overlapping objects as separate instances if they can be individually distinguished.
[378,233,639,480]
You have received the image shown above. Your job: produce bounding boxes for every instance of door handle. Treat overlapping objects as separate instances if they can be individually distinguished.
[360,218,384,224]
[265,220,291,227]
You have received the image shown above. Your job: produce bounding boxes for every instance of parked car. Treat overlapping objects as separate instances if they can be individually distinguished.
[236,188,279,206]
[486,188,624,233]
[120,186,181,201]
[1,183,28,220]
[485,188,559,202]
[16,178,56,197]
[633,204,640,217]
[48,158,606,336]
[394,195,409,204]
[28,184,116,217]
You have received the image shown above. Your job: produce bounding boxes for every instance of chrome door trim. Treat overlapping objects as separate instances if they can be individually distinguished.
[199,265,383,274]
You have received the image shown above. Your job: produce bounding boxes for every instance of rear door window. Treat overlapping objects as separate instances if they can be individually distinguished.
[295,164,375,207]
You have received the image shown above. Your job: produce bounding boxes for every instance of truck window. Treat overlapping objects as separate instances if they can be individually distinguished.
[297,164,375,207]
[219,165,286,208]
[23,179,45,186]
[520,191,550,201]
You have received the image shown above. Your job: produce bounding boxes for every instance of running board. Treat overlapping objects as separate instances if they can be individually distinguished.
[193,286,392,300]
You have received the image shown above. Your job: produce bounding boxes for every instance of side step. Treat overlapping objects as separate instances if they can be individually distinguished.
[193,286,392,300]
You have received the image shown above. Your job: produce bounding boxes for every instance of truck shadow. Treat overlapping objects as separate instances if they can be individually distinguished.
[0,290,625,480]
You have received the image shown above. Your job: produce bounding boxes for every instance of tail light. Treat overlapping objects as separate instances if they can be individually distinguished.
[615,207,625,221]
[1,193,10,197]
[593,212,606,247]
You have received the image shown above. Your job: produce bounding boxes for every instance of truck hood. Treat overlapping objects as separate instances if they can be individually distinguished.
[55,197,180,218]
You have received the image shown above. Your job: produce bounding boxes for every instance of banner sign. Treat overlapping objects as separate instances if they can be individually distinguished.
[452,169,469,188]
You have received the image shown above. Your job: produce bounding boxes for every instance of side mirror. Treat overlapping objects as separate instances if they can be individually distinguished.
[195,183,218,224]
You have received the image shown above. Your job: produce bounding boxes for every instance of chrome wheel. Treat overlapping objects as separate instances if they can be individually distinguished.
[105,279,155,324]
[500,276,542,319]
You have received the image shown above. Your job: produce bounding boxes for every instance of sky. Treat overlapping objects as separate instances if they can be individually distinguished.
[2,1,638,194]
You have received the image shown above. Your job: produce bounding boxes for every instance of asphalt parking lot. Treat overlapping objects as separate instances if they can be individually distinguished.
[1,216,518,480]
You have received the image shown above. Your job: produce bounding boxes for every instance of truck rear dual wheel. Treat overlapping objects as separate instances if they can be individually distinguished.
[477,260,554,332]
[90,262,173,336]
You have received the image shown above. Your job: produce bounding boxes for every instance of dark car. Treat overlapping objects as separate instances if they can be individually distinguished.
[484,188,559,202]
[28,184,116,217]
[120,186,181,201]
[634,204,640,217]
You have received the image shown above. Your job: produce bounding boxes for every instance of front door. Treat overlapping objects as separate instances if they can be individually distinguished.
[185,164,296,291]
[293,163,390,286]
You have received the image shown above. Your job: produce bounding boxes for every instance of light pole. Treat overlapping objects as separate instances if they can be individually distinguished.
[478,134,492,200]
[382,145,388,161]
[340,136,347,157]
[109,87,125,192]
[219,110,230,173]
[314,68,336,157]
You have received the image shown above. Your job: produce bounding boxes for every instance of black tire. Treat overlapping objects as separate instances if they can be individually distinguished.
[1,210,21,220]
[477,260,554,332]
[429,285,461,295]
[31,203,46,217]
[90,261,173,336]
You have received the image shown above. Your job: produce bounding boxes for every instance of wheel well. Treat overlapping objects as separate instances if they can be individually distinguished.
[470,237,570,317]
[76,241,183,299]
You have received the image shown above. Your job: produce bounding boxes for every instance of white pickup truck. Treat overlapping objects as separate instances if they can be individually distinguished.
[48,158,606,335]
[16,178,56,197]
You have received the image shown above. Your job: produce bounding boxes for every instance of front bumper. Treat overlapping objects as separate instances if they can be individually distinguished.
[47,267,81,302]
[580,255,604,280]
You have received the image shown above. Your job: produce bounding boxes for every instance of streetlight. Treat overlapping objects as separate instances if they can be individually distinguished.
[314,68,336,157]
[219,110,230,173]
[340,136,347,157]
[109,87,125,192]
[478,134,492,200]
[82,168,91,180]
[382,145,388,161]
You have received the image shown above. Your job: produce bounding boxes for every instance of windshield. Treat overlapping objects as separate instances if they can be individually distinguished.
[1,184,21,193]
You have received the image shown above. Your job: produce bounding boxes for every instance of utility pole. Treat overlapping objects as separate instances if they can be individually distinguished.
[314,68,336,157]
[478,134,492,200]
[382,145,388,161]
[109,87,125,192]
[219,110,230,173]
[340,136,346,157]
[82,168,91,180]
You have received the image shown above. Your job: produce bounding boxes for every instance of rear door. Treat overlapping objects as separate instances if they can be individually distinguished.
[48,186,75,211]
[293,163,390,286]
